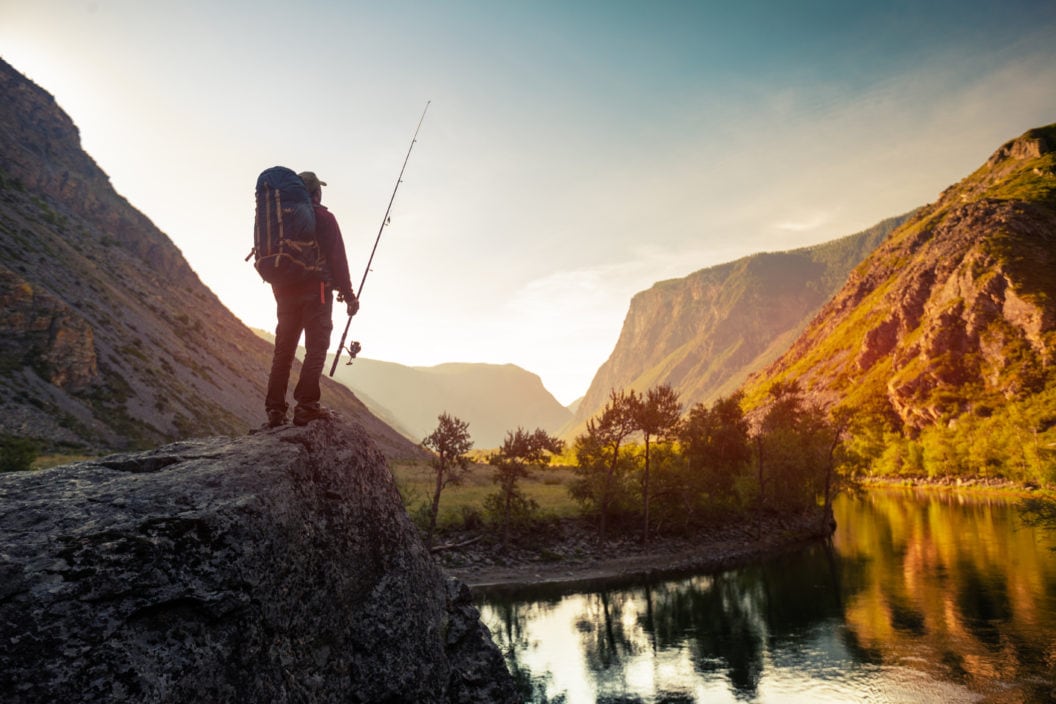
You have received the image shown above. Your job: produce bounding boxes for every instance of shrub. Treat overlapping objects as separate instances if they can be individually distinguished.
[1,436,38,472]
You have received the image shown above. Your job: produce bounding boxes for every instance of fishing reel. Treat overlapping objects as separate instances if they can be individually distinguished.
[343,340,362,365]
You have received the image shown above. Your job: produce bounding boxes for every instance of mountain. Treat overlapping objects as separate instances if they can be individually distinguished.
[0,58,418,459]
[565,214,909,435]
[744,124,1056,435]
[330,357,573,448]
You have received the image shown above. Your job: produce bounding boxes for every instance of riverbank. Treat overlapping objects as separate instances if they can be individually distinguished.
[440,507,834,596]
[858,475,1054,500]
[440,478,1056,595]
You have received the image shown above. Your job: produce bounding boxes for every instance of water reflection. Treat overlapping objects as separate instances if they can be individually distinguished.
[479,490,1056,703]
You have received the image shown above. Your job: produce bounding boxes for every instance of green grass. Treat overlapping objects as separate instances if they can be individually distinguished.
[32,452,100,470]
[390,461,581,530]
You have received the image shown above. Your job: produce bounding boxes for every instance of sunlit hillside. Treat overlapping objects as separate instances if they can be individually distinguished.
[744,124,1056,482]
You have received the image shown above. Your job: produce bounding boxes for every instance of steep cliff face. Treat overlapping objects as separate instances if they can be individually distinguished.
[568,215,906,434]
[0,267,99,391]
[0,58,418,458]
[0,420,517,703]
[748,124,1056,430]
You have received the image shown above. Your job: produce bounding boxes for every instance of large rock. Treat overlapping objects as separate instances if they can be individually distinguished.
[0,421,518,703]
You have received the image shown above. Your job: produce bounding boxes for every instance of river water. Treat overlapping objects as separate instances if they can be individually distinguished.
[478,490,1056,703]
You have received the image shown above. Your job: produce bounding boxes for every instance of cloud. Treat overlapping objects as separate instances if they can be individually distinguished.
[773,211,835,233]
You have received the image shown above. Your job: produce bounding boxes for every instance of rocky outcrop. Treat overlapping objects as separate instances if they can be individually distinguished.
[0,420,516,703]
[0,266,99,391]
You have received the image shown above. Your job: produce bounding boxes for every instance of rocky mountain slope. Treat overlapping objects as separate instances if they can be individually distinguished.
[567,214,908,434]
[0,420,517,703]
[746,124,1056,433]
[330,357,573,448]
[0,58,418,459]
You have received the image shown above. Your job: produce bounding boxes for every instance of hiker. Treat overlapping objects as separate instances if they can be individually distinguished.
[264,171,358,427]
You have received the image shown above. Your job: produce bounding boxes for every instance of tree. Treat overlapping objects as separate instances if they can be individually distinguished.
[635,442,686,535]
[838,393,902,476]
[485,427,564,549]
[821,405,853,532]
[569,389,640,541]
[633,384,682,544]
[754,381,833,511]
[421,413,473,548]
[679,392,751,507]
[1019,496,1056,548]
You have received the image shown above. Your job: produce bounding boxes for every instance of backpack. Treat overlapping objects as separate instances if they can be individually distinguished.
[251,166,320,285]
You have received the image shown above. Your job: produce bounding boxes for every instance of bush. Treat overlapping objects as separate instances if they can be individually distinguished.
[457,505,485,531]
[1,436,38,472]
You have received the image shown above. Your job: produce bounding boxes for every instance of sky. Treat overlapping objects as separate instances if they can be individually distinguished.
[3,1,1056,405]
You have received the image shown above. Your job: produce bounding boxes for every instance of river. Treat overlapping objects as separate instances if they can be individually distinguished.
[478,489,1056,703]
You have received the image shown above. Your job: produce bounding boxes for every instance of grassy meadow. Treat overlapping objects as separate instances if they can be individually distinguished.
[390,460,581,532]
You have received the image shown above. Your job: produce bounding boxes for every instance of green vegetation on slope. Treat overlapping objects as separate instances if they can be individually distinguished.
[743,124,1056,487]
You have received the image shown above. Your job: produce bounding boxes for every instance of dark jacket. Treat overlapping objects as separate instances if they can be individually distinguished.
[313,204,353,298]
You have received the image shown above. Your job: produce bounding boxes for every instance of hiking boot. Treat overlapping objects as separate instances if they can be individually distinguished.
[266,409,288,428]
[293,404,336,426]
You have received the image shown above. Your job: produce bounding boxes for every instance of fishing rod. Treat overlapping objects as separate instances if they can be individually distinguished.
[330,101,430,377]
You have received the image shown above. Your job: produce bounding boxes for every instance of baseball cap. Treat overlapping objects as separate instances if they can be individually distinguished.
[298,171,327,192]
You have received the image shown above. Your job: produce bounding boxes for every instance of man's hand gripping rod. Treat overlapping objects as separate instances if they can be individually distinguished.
[329,101,430,377]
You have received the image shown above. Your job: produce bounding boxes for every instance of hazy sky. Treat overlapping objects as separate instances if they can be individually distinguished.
[3,1,1056,404]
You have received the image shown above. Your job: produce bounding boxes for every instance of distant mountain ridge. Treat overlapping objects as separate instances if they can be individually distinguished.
[0,58,418,458]
[566,214,910,436]
[248,327,572,448]
[330,357,573,448]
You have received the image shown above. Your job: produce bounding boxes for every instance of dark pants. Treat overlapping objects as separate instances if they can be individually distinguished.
[265,281,333,414]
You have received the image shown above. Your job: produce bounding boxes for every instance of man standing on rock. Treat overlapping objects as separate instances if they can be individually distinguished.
[264,171,358,428]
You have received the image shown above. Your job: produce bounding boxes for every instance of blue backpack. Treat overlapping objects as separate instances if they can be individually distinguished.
[251,166,320,285]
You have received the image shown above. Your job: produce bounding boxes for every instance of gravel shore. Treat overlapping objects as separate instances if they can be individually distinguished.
[439,507,834,595]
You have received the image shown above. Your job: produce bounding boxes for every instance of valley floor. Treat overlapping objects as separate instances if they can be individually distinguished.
[440,507,832,595]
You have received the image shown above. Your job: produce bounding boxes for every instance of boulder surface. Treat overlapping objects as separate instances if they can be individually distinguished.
[0,421,517,703]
